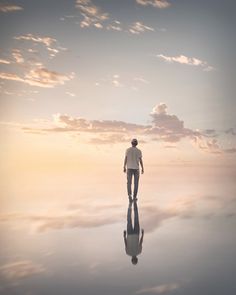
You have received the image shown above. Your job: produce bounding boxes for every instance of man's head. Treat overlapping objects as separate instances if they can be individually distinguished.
[131,138,138,147]
[131,256,138,265]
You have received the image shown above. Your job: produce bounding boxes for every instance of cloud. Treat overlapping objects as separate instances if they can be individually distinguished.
[51,113,148,133]
[136,283,180,294]
[157,54,214,71]
[225,128,236,136]
[0,58,11,64]
[14,34,56,48]
[136,0,170,9]
[0,68,74,88]
[14,34,63,58]
[24,68,73,88]
[0,3,23,13]
[0,260,45,280]
[129,22,154,35]
[0,203,124,233]
[89,133,130,144]
[223,148,236,154]
[0,72,24,83]
[147,103,200,142]
[3,101,233,152]
[75,0,109,28]
[107,20,123,32]
[1,194,236,234]
[193,137,223,154]
[133,77,150,84]
[12,49,24,64]
[66,91,76,97]
[112,74,123,87]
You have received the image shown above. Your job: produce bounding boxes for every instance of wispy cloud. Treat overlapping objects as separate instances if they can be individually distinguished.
[129,21,154,34]
[0,34,72,90]
[136,0,171,9]
[193,137,236,154]
[12,49,24,64]
[136,283,180,294]
[0,68,74,88]
[0,3,23,13]
[133,77,150,84]
[106,20,123,32]
[0,58,11,64]
[193,138,222,154]
[14,34,64,58]
[24,68,74,88]
[0,260,45,280]
[157,54,214,71]
[75,0,109,28]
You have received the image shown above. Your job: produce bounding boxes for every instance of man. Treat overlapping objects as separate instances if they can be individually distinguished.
[123,138,144,202]
[123,201,144,265]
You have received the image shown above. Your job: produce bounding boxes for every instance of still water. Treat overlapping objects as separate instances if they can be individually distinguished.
[0,166,236,295]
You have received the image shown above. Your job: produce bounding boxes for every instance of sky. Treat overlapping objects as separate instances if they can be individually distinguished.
[0,1,236,295]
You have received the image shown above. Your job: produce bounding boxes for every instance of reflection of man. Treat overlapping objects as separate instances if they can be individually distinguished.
[123,138,144,202]
[123,201,144,265]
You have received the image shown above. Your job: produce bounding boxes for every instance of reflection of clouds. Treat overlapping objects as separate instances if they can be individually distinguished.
[1,195,235,233]
[0,260,45,280]
[136,283,180,294]
[0,203,124,233]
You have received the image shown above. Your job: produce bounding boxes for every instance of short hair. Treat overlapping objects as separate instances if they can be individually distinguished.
[131,138,138,146]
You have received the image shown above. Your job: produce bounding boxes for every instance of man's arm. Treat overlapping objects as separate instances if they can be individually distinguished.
[139,229,144,246]
[139,158,144,174]
[123,230,127,247]
[123,155,127,173]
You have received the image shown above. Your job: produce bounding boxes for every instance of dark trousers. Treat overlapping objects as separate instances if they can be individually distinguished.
[127,201,140,234]
[127,169,140,198]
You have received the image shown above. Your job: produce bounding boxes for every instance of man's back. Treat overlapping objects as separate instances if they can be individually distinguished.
[126,147,142,170]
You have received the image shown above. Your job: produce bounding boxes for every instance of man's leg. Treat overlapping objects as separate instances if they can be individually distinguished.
[133,201,140,234]
[127,169,132,198]
[133,169,140,199]
[127,203,133,234]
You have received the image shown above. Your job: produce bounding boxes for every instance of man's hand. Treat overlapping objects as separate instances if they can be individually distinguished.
[123,230,126,237]
[123,167,126,173]
[141,169,144,174]
[141,229,144,235]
